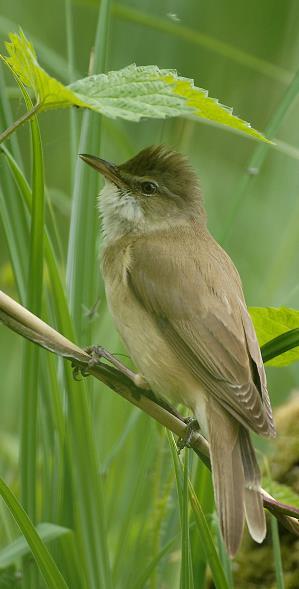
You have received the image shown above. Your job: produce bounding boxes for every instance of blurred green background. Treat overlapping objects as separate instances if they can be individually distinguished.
[0,0,299,587]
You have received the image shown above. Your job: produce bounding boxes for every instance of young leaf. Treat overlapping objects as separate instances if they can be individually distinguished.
[1,29,269,142]
[2,30,86,110]
[249,306,299,366]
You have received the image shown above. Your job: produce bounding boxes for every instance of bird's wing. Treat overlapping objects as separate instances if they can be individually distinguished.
[128,229,275,437]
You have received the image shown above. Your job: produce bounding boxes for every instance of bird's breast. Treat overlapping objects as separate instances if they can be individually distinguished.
[101,240,202,409]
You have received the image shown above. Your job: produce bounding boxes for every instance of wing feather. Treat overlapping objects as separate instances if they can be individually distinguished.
[128,227,275,437]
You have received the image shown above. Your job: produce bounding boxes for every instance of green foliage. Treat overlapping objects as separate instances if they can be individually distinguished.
[262,479,299,509]
[2,31,85,110]
[0,523,71,569]
[1,30,269,140]
[168,433,229,589]
[0,478,68,588]
[250,306,299,366]
[1,1,299,588]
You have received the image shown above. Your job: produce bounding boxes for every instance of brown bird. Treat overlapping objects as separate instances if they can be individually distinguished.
[80,145,276,557]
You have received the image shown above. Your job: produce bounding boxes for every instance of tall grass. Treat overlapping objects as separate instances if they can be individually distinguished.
[1,0,299,587]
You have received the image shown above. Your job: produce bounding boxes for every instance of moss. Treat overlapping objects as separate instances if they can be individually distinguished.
[234,393,299,588]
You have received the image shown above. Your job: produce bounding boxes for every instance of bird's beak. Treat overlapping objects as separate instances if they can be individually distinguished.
[79,154,125,188]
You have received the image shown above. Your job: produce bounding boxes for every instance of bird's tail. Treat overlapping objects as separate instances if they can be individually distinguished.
[239,427,266,543]
[196,399,266,557]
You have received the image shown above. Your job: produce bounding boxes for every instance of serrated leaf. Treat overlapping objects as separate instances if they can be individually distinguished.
[250,306,299,366]
[161,73,268,141]
[2,30,86,110]
[262,478,299,509]
[1,30,269,142]
[69,65,193,121]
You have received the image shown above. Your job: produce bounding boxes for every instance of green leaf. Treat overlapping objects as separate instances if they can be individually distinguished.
[249,306,299,366]
[0,478,68,588]
[270,516,285,589]
[2,30,86,110]
[158,71,268,141]
[69,65,192,120]
[188,482,229,589]
[0,523,71,569]
[167,434,229,589]
[1,30,269,141]
[262,478,299,509]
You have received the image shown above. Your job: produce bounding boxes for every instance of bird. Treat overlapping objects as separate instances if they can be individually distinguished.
[80,145,276,557]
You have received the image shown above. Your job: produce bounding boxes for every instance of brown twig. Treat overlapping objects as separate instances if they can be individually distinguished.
[0,289,299,535]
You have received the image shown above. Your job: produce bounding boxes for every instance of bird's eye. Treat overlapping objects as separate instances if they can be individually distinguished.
[140,181,158,195]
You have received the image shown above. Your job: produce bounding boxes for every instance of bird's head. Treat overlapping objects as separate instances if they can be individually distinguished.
[80,145,205,243]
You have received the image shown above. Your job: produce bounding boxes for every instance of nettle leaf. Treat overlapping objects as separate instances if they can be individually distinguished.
[69,65,192,120]
[2,31,86,110]
[1,30,269,142]
[250,306,299,366]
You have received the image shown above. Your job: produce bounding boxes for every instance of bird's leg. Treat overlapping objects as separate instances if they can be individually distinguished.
[72,346,183,421]
[177,417,200,453]
[83,345,151,390]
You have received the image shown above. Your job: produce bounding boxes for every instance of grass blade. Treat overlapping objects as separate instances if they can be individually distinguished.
[181,451,194,589]
[113,4,292,85]
[0,523,70,568]
[0,479,68,588]
[18,88,45,588]
[0,66,29,301]
[131,536,177,589]
[1,138,112,589]
[271,516,285,589]
[222,66,299,244]
[64,0,79,179]
[168,433,194,589]
[66,0,111,338]
[63,2,114,587]
[188,482,230,589]
[261,328,299,364]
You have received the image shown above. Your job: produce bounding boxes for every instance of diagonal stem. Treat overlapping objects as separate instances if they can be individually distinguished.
[0,102,42,145]
[1,289,299,533]
[221,66,299,244]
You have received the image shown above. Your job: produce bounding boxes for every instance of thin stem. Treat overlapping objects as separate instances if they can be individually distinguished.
[66,0,112,341]
[221,66,299,245]
[0,103,42,145]
[1,289,299,533]
[65,0,78,180]
[271,516,285,589]
[19,90,45,589]
[0,64,22,162]
[112,4,291,85]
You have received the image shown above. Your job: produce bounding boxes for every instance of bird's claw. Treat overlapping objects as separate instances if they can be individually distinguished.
[177,417,200,454]
[72,346,102,381]
[84,345,105,367]
[72,363,90,381]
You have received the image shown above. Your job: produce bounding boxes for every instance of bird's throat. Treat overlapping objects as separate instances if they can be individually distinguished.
[98,181,145,244]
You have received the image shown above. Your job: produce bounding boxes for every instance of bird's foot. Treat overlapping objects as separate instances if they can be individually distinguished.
[72,363,90,380]
[82,345,151,390]
[177,417,200,454]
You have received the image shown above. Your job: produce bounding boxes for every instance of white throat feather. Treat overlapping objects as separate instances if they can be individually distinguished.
[98,180,145,244]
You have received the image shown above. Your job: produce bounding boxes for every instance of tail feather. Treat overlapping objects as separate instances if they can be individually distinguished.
[202,400,245,557]
[196,399,266,557]
[239,427,266,543]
